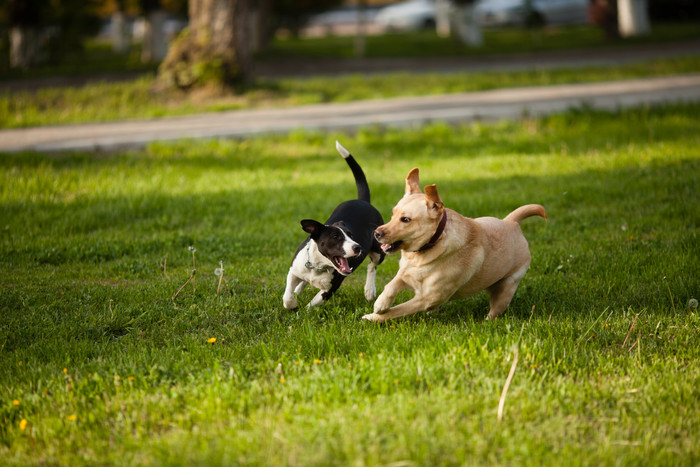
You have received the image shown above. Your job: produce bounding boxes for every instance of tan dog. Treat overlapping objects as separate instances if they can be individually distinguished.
[366,168,545,322]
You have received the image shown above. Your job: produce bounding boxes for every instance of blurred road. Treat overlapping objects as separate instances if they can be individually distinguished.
[1,62,700,153]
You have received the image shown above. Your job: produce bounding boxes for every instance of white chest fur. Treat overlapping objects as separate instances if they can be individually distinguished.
[289,241,335,290]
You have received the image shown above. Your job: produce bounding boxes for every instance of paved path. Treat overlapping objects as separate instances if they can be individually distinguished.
[2,73,700,153]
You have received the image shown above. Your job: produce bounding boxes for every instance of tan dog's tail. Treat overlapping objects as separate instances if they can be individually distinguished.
[504,204,547,223]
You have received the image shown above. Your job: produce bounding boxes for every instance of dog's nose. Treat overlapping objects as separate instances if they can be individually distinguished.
[352,244,361,255]
[374,228,384,241]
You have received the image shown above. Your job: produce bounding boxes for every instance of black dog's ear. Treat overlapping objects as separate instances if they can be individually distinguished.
[301,219,325,238]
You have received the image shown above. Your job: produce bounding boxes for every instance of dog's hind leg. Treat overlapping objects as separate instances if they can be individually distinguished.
[364,251,382,301]
[485,263,529,320]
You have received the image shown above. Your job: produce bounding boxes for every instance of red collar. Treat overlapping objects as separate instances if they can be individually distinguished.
[418,211,447,252]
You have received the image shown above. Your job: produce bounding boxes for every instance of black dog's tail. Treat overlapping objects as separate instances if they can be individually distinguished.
[336,141,371,203]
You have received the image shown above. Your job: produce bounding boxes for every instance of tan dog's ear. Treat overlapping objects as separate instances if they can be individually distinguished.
[424,184,444,216]
[405,168,421,196]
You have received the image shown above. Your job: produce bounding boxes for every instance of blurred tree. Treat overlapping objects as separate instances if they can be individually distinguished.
[443,0,482,47]
[111,0,130,53]
[617,0,650,36]
[589,0,619,39]
[250,0,273,53]
[3,0,101,69]
[157,0,348,90]
[159,0,252,89]
[96,0,186,56]
[5,0,45,68]
[139,0,167,62]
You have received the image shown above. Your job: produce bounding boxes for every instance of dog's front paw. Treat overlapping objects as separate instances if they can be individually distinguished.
[283,296,298,310]
[362,313,387,323]
[373,294,392,314]
[364,283,376,302]
[308,291,327,308]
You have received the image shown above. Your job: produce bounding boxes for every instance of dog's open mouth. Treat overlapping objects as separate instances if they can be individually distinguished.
[332,256,353,275]
[380,241,403,254]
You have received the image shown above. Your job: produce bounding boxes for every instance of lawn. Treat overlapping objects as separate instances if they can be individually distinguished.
[1,102,698,465]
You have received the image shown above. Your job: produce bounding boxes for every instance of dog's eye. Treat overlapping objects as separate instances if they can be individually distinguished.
[400,217,411,223]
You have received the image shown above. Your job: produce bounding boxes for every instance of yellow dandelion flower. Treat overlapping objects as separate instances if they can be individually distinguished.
[280,377,286,383]
[63,368,68,374]
[207,337,217,344]
[68,414,77,422]
[313,359,322,364]
[19,419,27,431]
[294,360,300,365]
[12,400,20,406]
[128,376,135,381]
[359,352,364,358]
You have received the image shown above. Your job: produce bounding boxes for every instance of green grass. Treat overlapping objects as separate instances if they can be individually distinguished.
[1,103,699,465]
[2,55,700,129]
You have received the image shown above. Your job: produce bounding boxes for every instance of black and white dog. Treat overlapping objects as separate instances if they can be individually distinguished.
[283,142,385,309]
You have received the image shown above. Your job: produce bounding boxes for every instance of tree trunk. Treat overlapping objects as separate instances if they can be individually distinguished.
[617,0,650,37]
[249,0,272,53]
[589,0,619,40]
[453,4,483,48]
[8,0,45,69]
[141,9,167,62]
[111,11,130,54]
[189,0,251,80]
[435,0,452,38]
[10,27,45,68]
[159,0,251,89]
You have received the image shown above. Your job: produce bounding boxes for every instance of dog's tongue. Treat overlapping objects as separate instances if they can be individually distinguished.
[337,257,352,274]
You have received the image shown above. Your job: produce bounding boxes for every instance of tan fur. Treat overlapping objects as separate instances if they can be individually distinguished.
[366,168,545,322]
